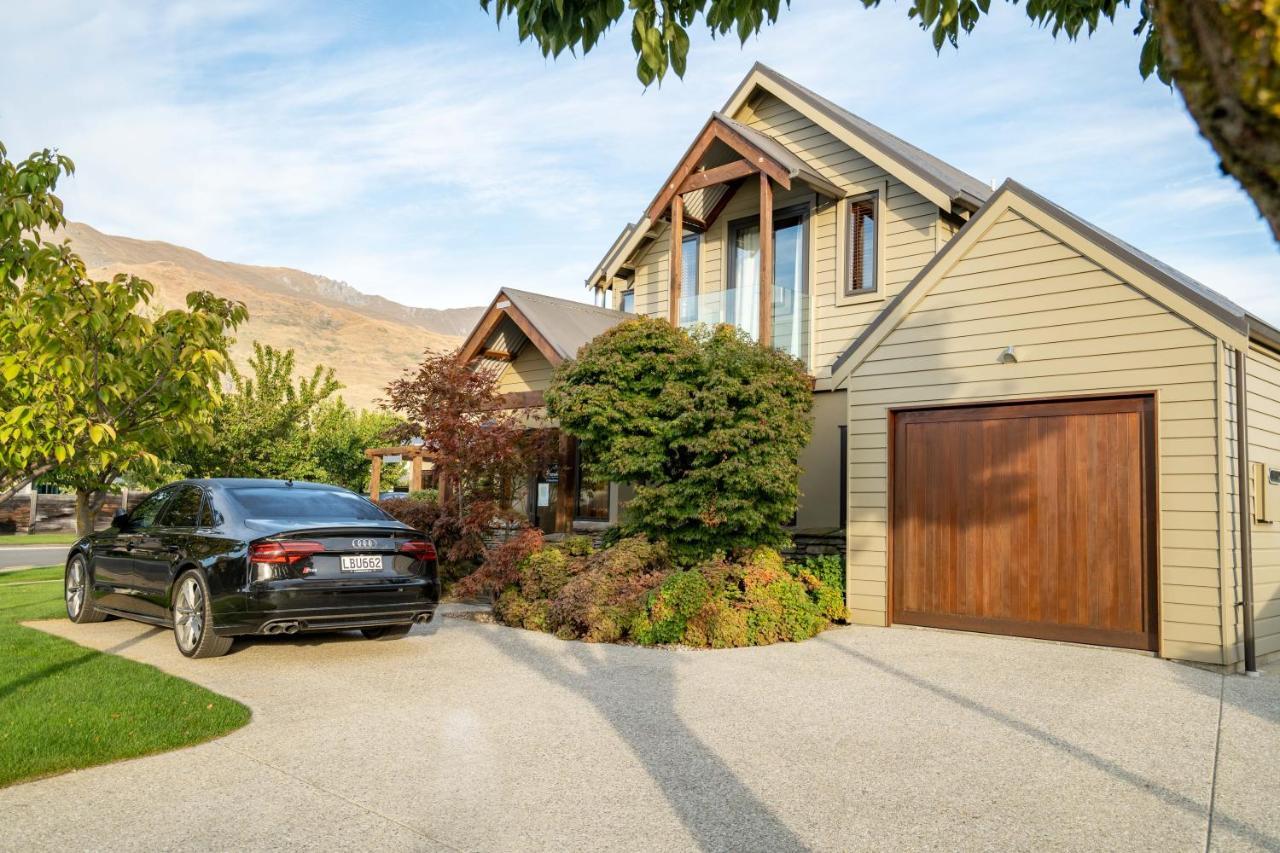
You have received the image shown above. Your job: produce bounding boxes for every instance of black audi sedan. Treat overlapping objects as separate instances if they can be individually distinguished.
[63,479,439,658]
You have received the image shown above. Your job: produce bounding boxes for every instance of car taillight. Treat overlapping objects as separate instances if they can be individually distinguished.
[399,539,436,561]
[250,541,326,563]
[250,541,325,582]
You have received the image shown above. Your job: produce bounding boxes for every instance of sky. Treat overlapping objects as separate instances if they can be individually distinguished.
[3,0,1277,321]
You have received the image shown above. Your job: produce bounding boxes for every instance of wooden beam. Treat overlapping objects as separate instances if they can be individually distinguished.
[677,159,756,194]
[369,456,382,501]
[759,172,774,348]
[480,348,516,362]
[645,115,792,222]
[500,306,565,367]
[556,432,576,534]
[410,455,423,492]
[711,122,791,188]
[456,296,507,365]
[496,390,545,409]
[669,194,683,325]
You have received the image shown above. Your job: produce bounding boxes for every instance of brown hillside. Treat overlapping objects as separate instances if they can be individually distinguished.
[62,222,483,411]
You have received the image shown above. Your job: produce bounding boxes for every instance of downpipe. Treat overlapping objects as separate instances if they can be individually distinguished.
[1235,347,1260,676]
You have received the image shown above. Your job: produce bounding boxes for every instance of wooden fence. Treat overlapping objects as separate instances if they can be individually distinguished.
[0,491,146,535]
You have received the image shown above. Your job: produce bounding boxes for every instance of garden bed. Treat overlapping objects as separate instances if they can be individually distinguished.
[460,533,847,649]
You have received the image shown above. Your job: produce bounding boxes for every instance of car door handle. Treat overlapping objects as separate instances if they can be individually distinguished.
[166,545,181,554]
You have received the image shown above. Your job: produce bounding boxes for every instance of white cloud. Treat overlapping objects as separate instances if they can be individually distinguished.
[0,0,1275,315]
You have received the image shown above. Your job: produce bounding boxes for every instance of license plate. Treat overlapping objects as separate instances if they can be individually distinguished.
[340,555,384,572]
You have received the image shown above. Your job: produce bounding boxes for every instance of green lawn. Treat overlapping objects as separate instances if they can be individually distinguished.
[0,566,250,787]
[0,532,82,546]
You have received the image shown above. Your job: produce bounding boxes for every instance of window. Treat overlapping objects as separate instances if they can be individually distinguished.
[846,196,877,295]
[727,207,809,364]
[678,233,700,325]
[575,447,610,520]
[127,489,172,531]
[224,487,392,521]
[198,494,222,529]
[620,289,635,313]
[158,485,204,528]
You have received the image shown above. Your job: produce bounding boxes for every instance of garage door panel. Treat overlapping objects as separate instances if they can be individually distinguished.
[891,396,1157,650]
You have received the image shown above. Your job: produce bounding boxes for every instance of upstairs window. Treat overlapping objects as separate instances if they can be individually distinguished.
[846,196,877,295]
[679,233,700,325]
[620,289,635,313]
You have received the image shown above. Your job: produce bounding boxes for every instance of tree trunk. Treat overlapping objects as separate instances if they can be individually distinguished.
[1156,0,1280,242]
[74,489,110,537]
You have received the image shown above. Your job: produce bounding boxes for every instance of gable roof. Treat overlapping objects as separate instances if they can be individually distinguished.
[723,63,992,212]
[830,178,1280,385]
[588,64,992,288]
[459,286,629,367]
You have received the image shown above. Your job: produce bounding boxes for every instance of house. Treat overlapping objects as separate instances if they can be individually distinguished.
[460,63,1278,671]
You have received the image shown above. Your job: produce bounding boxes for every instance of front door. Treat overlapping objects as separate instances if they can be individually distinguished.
[531,465,559,535]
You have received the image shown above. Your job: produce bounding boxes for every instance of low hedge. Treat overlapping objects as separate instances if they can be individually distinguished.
[481,535,847,648]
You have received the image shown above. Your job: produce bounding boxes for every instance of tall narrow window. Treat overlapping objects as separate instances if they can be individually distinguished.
[620,289,635,313]
[727,207,808,365]
[575,446,610,520]
[679,233,700,325]
[847,196,877,295]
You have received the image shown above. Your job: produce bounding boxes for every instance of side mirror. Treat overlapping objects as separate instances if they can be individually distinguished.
[112,509,130,530]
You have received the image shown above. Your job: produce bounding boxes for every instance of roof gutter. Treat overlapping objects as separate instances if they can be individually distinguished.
[1234,346,1260,675]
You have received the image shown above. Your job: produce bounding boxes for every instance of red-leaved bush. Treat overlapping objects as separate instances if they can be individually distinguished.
[452,527,545,599]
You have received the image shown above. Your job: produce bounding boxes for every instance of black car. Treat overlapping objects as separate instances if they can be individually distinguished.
[63,479,439,658]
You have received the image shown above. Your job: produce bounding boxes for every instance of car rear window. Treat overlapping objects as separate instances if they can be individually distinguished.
[224,487,392,521]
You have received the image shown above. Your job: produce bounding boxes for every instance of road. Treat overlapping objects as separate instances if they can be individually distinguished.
[0,545,69,571]
[4,610,1279,851]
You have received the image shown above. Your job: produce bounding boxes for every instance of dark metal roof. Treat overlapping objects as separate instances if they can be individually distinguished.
[738,63,993,210]
[499,287,630,361]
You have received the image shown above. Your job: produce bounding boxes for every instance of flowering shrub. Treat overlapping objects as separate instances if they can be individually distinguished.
[472,537,846,648]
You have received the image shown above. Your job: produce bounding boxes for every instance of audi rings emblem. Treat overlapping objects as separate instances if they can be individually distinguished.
[351,538,378,550]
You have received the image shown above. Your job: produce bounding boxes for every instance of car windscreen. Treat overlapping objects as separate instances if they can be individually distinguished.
[224,487,392,521]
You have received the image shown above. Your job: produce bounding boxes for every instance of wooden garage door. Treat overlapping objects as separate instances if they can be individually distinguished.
[891,396,1157,650]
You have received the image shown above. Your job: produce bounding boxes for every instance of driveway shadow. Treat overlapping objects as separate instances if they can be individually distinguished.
[816,636,1280,852]
[476,626,810,853]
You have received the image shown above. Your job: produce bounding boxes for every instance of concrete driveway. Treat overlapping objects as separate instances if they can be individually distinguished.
[4,611,1278,852]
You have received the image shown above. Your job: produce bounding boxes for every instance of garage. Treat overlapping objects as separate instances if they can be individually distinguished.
[890,396,1158,650]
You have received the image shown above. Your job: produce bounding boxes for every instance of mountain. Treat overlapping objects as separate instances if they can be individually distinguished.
[62,222,484,411]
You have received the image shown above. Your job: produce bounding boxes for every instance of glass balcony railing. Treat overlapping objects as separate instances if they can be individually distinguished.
[678,287,809,365]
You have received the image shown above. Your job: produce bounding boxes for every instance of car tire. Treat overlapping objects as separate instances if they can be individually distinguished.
[361,624,413,640]
[65,554,107,624]
[172,570,233,659]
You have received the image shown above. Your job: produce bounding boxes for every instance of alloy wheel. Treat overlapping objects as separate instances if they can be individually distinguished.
[174,576,204,652]
[65,559,85,619]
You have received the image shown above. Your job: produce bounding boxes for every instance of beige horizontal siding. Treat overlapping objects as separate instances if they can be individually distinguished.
[1240,347,1280,663]
[496,345,555,394]
[844,208,1225,665]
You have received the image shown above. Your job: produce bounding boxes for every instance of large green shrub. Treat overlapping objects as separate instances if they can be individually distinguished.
[546,318,812,563]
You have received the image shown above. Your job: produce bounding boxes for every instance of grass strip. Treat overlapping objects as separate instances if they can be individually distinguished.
[0,566,250,787]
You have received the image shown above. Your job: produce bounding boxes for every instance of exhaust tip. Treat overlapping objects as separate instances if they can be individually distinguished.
[284,623,300,635]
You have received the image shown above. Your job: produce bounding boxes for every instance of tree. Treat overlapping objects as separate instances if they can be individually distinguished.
[546,318,812,562]
[384,348,555,509]
[481,0,1280,243]
[311,401,405,492]
[0,142,247,504]
[182,343,348,482]
[41,295,245,535]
